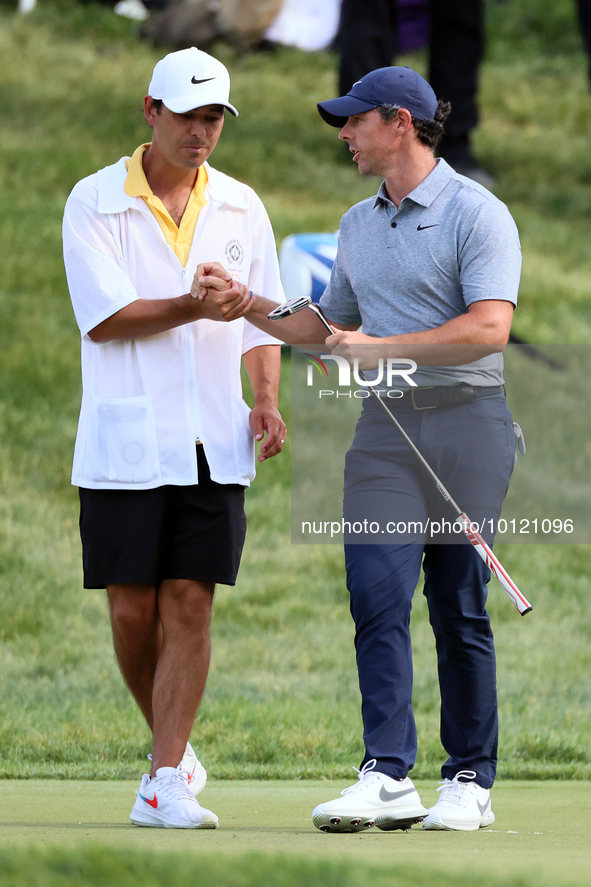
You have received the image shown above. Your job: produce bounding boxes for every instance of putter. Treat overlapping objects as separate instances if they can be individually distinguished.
[268,296,532,616]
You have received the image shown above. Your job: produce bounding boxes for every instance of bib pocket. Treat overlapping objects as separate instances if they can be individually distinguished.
[91,395,159,484]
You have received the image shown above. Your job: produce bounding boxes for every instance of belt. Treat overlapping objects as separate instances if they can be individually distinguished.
[369,385,504,411]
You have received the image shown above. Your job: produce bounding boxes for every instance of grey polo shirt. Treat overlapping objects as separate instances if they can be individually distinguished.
[319,158,522,387]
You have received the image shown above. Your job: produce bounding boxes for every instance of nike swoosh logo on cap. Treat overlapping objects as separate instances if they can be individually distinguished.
[191,76,215,85]
[378,786,416,803]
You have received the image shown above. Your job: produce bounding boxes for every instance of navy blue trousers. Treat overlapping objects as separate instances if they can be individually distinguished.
[343,394,515,789]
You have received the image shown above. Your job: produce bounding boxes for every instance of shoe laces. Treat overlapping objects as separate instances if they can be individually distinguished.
[341,759,378,797]
[155,770,195,802]
[436,769,479,807]
[147,752,194,785]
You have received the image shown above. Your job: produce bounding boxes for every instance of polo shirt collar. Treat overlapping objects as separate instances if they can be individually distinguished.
[124,143,154,199]
[96,154,248,214]
[373,157,454,210]
[97,158,135,214]
[205,164,249,210]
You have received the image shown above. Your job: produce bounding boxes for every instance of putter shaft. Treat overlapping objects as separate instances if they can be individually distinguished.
[303,301,532,615]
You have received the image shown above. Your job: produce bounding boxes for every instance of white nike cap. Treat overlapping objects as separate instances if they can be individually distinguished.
[147,47,239,116]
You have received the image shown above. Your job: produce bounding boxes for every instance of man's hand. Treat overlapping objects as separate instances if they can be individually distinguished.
[196,278,253,322]
[190,262,254,322]
[326,330,381,369]
[249,401,286,462]
[191,261,232,299]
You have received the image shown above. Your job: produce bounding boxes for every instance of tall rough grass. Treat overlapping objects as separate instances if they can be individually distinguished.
[0,0,590,779]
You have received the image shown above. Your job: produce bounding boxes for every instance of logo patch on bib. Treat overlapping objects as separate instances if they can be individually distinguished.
[225,239,245,265]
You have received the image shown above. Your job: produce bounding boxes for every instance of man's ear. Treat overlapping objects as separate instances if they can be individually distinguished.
[395,107,414,133]
[143,95,157,128]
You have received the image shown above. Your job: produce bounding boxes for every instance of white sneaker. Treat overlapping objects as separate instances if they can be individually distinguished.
[312,760,428,833]
[178,742,207,797]
[130,767,219,829]
[422,769,495,831]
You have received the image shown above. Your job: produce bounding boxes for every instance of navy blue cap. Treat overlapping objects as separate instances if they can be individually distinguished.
[317,66,438,127]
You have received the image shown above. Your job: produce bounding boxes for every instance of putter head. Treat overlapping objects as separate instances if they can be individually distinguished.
[267,295,312,321]
[267,295,334,336]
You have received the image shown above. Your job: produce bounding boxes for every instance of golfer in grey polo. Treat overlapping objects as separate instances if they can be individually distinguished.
[309,66,520,834]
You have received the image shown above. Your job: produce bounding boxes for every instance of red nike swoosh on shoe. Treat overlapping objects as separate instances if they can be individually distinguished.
[139,792,158,809]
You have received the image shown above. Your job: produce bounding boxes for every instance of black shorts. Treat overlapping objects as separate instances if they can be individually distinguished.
[79,446,246,588]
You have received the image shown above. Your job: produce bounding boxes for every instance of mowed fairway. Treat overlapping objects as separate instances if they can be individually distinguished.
[0,779,590,886]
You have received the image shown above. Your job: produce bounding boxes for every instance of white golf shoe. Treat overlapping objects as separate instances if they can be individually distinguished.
[422,769,495,831]
[312,760,428,833]
[130,767,219,829]
[178,741,207,796]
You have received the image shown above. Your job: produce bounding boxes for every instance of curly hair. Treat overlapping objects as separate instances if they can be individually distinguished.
[377,100,452,150]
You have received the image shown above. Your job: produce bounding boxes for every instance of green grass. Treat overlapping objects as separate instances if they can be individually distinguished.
[1,779,591,887]
[0,847,564,887]
[0,0,590,780]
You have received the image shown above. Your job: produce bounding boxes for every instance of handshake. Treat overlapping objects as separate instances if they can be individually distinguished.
[189,261,255,323]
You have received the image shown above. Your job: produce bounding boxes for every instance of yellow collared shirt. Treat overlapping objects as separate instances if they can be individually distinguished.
[124,143,208,268]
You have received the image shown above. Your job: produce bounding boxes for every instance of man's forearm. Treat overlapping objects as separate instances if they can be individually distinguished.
[88,281,252,343]
[358,338,504,367]
[88,294,202,343]
[328,300,515,367]
[378,308,512,364]
[242,343,281,407]
[242,344,287,462]
[245,295,331,345]
[194,262,334,344]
